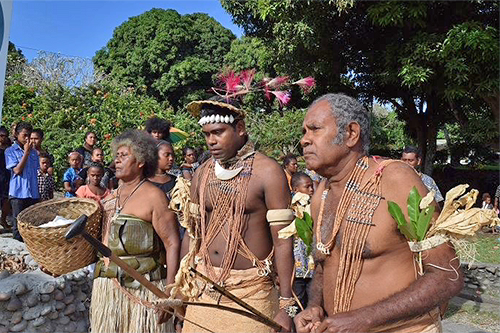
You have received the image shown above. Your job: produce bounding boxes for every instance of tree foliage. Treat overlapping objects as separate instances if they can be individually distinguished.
[370,104,410,158]
[221,0,359,96]
[247,108,306,158]
[223,37,274,74]
[3,46,204,184]
[221,0,499,173]
[6,44,97,91]
[361,1,499,172]
[93,9,236,109]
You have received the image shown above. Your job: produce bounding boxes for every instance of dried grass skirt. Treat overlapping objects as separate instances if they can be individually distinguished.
[90,277,175,333]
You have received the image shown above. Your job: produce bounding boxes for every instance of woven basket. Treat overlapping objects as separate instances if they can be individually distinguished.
[18,197,102,276]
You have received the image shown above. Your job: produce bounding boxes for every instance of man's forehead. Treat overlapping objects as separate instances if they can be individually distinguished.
[202,122,233,132]
[304,100,334,123]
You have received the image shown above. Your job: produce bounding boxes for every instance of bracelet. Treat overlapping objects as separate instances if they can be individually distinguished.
[279,296,298,318]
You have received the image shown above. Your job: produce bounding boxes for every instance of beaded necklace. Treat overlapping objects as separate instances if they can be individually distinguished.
[314,156,388,313]
[197,140,272,284]
[315,156,370,255]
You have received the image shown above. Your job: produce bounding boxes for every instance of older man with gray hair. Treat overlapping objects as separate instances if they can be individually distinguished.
[294,93,463,332]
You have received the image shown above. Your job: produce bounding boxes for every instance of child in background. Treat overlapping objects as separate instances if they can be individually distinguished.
[63,152,82,197]
[76,162,110,204]
[482,193,493,210]
[37,153,55,201]
[78,147,114,189]
[290,172,315,309]
[292,172,314,197]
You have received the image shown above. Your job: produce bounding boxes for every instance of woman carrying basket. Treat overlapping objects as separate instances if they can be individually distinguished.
[91,129,180,333]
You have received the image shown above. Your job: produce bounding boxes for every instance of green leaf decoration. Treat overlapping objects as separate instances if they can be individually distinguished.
[303,212,313,229]
[388,201,417,240]
[295,212,314,255]
[295,217,313,248]
[407,186,422,232]
[416,205,435,241]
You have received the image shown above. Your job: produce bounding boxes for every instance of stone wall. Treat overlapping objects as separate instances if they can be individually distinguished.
[461,262,500,303]
[0,269,92,333]
[0,239,92,333]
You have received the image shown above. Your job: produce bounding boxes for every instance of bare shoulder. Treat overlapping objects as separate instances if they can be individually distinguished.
[253,152,286,179]
[253,152,290,206]
[378,160,422,189]
[190,159,211,200]
[142,181,169,205]
[376,159,429,205]
[192,159,211,185]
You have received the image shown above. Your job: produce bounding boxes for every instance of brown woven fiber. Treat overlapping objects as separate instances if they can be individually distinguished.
[18,198,102,276]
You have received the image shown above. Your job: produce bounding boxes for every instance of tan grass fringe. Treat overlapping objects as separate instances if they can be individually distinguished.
[90,277,174,333]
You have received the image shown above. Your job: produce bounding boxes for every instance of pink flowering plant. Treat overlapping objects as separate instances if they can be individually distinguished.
[212,68,316,107]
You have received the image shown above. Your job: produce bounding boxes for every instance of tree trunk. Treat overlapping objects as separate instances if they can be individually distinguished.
[483,94,500,128]
[415,118,427,172]
[424,121,438,176]
[443,127,460,167]
[422,95,439,176]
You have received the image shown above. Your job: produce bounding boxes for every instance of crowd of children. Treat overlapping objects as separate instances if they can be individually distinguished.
[0,117,205,242]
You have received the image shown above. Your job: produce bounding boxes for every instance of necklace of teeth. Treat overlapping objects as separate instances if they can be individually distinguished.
[214,160,243,180]
[198,114,235,126]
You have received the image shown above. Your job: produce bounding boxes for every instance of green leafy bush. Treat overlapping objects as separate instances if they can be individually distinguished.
[2,82,203,186]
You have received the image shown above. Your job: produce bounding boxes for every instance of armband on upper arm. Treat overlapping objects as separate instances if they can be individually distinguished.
[267,209,294,226]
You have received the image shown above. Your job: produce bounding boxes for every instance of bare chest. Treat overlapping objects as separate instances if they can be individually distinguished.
[201,172,265,215]
[313,192,395,263]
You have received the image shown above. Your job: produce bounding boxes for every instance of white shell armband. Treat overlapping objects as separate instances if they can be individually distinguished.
[267,209,294,226]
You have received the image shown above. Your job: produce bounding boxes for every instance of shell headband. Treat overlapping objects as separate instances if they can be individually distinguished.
[186,100,245,127]
[198,114,235,126]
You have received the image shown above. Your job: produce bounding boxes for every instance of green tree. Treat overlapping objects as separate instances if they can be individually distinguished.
[247,108,307,158]
[2,81,202,185]
[359,1,499,173]
[370,104,410,158]
[221,0,358,97]
[221,0,499,174]
[93,9,235,109]
[441,105,498,167]
[5,42,26,84]
[223,37,275,74]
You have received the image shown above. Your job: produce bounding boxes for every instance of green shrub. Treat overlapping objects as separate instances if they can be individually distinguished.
[2,82,203,187]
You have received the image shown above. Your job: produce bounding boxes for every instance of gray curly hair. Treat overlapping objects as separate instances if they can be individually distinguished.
[111,129,158,178]
[310,93,371,154]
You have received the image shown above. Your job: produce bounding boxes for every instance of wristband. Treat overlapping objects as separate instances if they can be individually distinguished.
[279,296,298,318]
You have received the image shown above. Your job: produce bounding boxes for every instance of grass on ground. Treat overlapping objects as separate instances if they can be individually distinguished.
[472,232,500,264]
[456,231,500,264]
[445,303,500,332]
